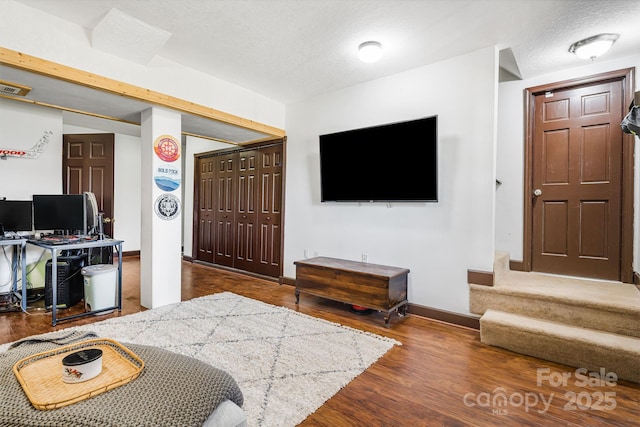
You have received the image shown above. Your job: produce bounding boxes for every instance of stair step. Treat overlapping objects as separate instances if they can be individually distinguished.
[470,272,640,338]
[480,309,640,384]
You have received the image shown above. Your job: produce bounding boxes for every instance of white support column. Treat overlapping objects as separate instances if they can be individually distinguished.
[140,107,182,308]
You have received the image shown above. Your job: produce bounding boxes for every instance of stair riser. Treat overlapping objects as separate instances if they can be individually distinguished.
[481,319,640,384]
[471,288,640,338]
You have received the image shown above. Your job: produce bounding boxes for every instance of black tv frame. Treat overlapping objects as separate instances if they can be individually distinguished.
[319,115,438,203]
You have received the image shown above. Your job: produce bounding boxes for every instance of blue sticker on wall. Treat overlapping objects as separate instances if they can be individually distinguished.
[154,163,181,191]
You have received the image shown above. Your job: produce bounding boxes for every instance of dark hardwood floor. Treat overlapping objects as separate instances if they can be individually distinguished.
[1,257,638,426]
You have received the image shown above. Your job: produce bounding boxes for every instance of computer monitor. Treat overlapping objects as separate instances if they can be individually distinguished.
[0,200,33,232]
[33,194,85,233]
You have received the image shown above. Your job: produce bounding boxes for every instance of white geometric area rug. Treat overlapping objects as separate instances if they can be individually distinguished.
[51,292,400,426]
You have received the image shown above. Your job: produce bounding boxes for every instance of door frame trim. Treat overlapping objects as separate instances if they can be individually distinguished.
[522,67,635,283]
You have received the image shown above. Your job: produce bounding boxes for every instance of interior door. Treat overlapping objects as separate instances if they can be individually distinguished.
[62,133,114,237]
[195,157,215,263]
[531,81,624,280]
[214,153,235,267]
[234,150,258,271]
[256,145,283,277]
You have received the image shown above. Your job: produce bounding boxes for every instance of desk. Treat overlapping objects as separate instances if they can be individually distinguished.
[0,238,27,311]
[27,238,124,326]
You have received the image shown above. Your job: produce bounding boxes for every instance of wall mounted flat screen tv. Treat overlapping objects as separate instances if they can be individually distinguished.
[0,200,33,232]
[319,115,437,202]
[33,194,85,233]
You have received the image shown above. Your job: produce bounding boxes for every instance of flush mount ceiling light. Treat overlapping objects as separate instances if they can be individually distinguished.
[358,41,383,63]
[569,33,619,60]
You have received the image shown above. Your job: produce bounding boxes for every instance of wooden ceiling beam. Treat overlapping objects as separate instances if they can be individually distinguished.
[0,47,286,139]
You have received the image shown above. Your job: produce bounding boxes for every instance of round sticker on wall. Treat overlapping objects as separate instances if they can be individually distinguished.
[154,193,181,220]
[154,163,181,191]
[153,134,180,162]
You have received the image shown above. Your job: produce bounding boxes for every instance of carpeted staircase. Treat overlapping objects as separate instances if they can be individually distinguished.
[470,252,640,383]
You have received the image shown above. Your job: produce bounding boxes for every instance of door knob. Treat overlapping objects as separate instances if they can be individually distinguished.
[103,217,114,223]
[533,189,542,197]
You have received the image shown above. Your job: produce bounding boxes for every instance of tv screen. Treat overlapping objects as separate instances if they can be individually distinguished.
[319,116,437,202]
[0,200,33,232]
[33,194,85,232]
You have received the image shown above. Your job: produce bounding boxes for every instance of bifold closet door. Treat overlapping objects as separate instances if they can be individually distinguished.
[234,150,259,272]
[196,157,215,264]
[195,142,284,278]
[214,153,235,267]
[255,145,283,277]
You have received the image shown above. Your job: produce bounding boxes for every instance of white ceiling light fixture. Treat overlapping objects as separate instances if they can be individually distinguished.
[358,41,383,63]
[568,33,619,60]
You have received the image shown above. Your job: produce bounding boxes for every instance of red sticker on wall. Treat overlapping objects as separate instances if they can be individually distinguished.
[153,135,180,162]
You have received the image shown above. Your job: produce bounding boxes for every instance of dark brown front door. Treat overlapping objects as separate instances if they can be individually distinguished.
[530,79,626,280]
[62,133,115,237]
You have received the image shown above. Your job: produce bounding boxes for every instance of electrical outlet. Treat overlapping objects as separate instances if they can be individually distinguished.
[361,253,368,263]
[314,251,319,257]
[304,249,309,258]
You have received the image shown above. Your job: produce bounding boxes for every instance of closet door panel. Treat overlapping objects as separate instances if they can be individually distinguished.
[214,154,235,267]
[234,151,258,271]
[196,157,215,263]
[256,145,283,277]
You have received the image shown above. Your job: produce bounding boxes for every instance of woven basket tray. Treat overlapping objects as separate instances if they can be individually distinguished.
[13,338,144,410]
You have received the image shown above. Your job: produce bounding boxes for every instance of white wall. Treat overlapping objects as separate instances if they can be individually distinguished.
[0,101,63,198]
[284,47,499,314]
[0,100,62,291]
[496,53,640,270]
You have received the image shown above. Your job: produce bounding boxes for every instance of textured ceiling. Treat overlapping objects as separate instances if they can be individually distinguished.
[12,0,640,104]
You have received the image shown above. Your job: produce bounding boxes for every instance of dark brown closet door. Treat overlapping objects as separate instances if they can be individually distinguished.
[196,157,215,263]
[234,150,258,271]
[214,154,235,267]
[193,141,284,278]
[256,145,283,277]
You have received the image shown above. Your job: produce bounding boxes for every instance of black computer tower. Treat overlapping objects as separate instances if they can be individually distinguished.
[44,254,87,309]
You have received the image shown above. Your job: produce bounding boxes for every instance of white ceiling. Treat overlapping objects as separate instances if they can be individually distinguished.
[12,0,640,105]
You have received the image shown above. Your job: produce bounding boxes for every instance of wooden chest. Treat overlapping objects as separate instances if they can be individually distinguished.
[294,256,409,327]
